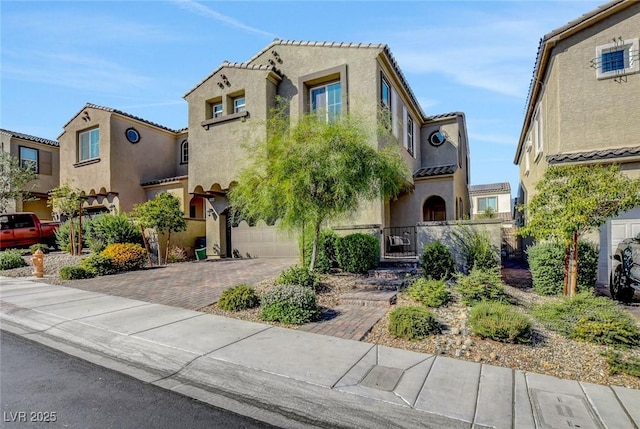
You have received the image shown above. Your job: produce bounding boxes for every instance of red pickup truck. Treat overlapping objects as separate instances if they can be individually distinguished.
[0,212,59,250]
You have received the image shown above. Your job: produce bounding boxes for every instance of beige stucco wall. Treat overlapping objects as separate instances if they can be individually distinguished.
[8,139,60,195]
[471,192,512,216]
[518,3,640,200]
[175,131,189,177]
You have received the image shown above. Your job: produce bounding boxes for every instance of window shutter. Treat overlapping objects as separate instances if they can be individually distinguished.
[39,150,52,175]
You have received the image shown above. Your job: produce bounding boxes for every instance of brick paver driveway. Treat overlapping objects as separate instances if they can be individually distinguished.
[64,258,296,310]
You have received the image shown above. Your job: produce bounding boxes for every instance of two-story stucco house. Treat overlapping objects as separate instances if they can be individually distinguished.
[183,40,471,259]
[514,0,640,284]
[0,129,60,220]
[469,182,512,222]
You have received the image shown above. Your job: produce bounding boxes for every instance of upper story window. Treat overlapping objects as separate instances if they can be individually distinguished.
[213,103,223,118]
[310,82,341,122]
[478,196,498,212]
[180,140,188,164]
[533,106,543,158]
[524,137,531,175]
[595,38,639,79]
[406,116,414,155]
[381,76,391,109]
[233,97,246,113]
[19,146,38,173]
[78,128,99,162]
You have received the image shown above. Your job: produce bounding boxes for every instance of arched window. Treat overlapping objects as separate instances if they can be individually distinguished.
[423,196,446,221]
[180,140,188,164]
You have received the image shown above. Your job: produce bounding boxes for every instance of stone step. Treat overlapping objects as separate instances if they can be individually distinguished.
[340,290,397,307]
[368,267,419,280]
[378,259,419,269]
[354,278,405,291]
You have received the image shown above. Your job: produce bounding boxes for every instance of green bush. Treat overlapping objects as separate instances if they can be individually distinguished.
[420,241,455,280]
[276,266,319,290]
[469,302,531,343]
[534,292,640,348]
[100,243,147,271]
[59,265,95,280]
[456,268,507,306]
[218,284,260,311]
[527,241,599,295]
[335,233,379,273]
[302,230,339,273]
[0,250,28,270]
[85,212,143,253]
[260,284,319,324]
[388,306,440,340]
[452,225,500,273]
[29,243,50,254]
[406,278,450,307]
[55,219,91,252]
[80,254,116,276]
[602,351,640,377]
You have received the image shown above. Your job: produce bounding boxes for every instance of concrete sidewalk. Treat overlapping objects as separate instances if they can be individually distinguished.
[1,277,639,429]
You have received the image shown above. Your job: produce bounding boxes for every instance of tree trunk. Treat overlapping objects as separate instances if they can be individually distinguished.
[165,231,171,266]
[569,231,579,296]
[563,246,570,296]
[69,218,76,256]
[77,204,83,255]
[140,225,153,266]
[309,221,321,271]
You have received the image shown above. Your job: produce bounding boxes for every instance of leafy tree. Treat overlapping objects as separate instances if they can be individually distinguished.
[519,164,640,296]
[229,108,410,271]
[0,152,37,212]
[48,184,85,255]
[131,192,187,265]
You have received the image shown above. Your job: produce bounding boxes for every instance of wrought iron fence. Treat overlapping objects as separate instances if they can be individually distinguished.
[383,226,417,257]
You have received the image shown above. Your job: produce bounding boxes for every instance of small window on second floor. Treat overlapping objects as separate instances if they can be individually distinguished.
[180,140,188,164]
[406,116,414,155]
[233,97,246,113]
[19,146,38,173]
[310,82,341,122]
[213,103,223,118]
[478,196,498,212]
[78,128,100,162]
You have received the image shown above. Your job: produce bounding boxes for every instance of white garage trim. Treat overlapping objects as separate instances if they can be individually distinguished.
[598,207,640,285]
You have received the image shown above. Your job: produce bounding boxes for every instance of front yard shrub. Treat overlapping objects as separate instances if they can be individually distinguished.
[534,292,640,348]
[602,351,640,377]
[80,253,116,276]
[29,243,50,254]
[59,265,95,280]
[456,268,507,306]
[335,233,379,273]
[469,302,531,343]
[452,225,500,273]
[55,219,91,252]
[302,229,339,273]
[276,266,319,290]
[0,249,28,270]
[388,306,440,340]
[527,241,599,295]
[100,243,147,272]
[167,246,188,263]
[406,278,450,307]
[218,284,259,311]
[85,212,143,253]
[420,241,455,280]
[260,284,319,324]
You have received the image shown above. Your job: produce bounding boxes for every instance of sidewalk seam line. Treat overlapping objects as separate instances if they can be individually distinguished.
[471,363,483,427]
[330,343,376,389]
[128,313,206,335]
[603,384,639,429]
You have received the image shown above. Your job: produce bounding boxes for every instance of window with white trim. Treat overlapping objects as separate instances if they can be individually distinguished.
[180,140,188,164]
[406,115,414,155]
[213,103,223,118]
[19,146,38,172]
[233,97,246,113]
[533,107,542,158]
[310,82,341,122]
[524,137,531,175]
[596,38,639,79]
[78,128,99,162]
[478,196,497,212]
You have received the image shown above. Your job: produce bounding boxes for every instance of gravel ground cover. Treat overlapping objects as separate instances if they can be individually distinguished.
[3,252,639,388]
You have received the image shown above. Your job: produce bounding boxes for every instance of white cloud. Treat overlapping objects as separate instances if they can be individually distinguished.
[172,0,277,39]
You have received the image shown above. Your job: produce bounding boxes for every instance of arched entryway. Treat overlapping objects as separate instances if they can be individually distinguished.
[423,196,446,221]
[189,196,205,219]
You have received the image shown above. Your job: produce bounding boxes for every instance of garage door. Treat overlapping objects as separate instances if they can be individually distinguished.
[599,207,640,284]
[231,220,299,258]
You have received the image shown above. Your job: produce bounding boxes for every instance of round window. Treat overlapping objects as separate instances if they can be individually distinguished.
[429,130,446,147]
[125,128,140,144]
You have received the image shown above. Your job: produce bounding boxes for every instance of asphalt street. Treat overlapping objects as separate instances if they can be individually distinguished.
[0,330,277,429]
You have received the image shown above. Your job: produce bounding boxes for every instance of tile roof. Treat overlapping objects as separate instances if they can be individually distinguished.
[184,60,280,98]
[413,164,458,179]
[426,112,464,121]
[547,146,640,164]
[469,182,511,194]
[186,39,427,120]
[141,175,188,187]
[0,129,59,147]
[62,103,184,134]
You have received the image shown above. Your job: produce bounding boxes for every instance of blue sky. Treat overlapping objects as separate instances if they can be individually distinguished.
[1,0,604,195]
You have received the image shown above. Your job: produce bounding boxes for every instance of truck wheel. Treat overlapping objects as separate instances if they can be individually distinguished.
[618,287,635,304]
[610,265,627,301]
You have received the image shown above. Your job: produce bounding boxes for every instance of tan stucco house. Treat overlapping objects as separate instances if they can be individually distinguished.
[1,129,60,220]
[513,0,640,283]
[184,40,471,258]
[469,182,512,222]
